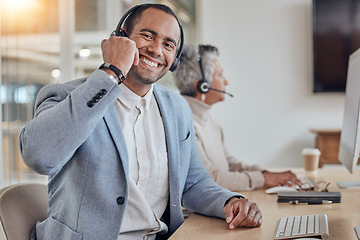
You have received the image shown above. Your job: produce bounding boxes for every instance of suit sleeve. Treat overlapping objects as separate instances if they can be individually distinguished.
[176,99,242,219]
[195,124,265,191]
[19,69,121,175]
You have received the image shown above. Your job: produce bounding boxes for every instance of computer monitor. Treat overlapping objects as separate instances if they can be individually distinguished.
[337,47,360,187]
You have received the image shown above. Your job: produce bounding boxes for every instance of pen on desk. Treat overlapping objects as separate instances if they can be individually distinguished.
[289,200,333,205]
[289,201,308,205]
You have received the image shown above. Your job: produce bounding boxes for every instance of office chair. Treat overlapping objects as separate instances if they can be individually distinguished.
[0,183,48,240]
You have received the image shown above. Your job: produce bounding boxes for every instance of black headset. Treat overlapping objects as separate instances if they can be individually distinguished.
[196,56,210,94]
[196,46,234,97]
[111,5,184,72]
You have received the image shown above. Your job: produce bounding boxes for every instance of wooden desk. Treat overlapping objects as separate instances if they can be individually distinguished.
[310,129,341,167]
[169,169,360,240]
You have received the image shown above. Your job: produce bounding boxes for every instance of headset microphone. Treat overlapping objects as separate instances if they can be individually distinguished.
[207,87,234,97]
[198,82,233,97]
[197,55,234,97]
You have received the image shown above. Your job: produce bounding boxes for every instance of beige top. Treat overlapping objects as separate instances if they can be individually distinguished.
[185,96,264,191]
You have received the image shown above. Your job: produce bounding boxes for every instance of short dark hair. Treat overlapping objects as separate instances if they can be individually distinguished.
[124,4,181,37]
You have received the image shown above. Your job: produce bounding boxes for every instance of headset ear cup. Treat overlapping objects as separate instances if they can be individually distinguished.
[111,29,127,37]
[169,57,180,72]
[169,25,184,72]
[118,30,127,37]
[197,79,209,93]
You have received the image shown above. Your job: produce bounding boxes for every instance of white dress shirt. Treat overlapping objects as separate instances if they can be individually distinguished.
[114,84,169,239]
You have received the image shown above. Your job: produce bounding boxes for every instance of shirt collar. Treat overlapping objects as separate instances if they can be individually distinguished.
[118,84,153,110]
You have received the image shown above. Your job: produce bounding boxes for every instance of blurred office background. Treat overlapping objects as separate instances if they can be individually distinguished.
[0,0,197,186]
[0,0,349,186]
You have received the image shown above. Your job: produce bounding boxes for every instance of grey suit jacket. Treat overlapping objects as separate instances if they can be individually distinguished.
[19,69,240,240]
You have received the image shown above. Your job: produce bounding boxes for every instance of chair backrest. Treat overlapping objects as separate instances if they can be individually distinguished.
[0,183,48,240]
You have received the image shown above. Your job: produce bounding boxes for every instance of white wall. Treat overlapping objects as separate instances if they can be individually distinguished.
[200,0,345,168]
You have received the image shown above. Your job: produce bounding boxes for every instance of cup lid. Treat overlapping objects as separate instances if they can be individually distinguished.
[301,148,321,155]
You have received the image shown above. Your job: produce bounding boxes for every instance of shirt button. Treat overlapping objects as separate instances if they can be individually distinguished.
[117,196,125,205]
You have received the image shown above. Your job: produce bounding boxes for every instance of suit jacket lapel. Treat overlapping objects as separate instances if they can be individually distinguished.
[103,104,129,177]
[153,85,180,194]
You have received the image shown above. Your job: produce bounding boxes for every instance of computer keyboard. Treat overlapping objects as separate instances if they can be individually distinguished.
[274,214,329,239]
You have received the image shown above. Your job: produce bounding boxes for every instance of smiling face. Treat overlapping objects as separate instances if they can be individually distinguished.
[126,8,181,88]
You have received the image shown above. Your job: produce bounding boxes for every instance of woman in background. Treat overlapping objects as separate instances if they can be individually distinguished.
[173,44,301,191]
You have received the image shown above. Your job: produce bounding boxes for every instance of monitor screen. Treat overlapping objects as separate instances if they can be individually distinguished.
[312,0,360,92]
[338,47,360,173]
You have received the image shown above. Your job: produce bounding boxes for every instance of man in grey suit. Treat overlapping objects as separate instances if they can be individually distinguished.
[19,3,262,240]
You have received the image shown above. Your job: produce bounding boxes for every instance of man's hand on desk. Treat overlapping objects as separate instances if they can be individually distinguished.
[262,170,302,189]
[224,198,262,229]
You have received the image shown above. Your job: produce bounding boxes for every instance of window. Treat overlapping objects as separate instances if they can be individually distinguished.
[0,0,196,186]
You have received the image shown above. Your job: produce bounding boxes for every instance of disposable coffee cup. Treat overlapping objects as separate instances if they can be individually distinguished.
[302,148,321,172]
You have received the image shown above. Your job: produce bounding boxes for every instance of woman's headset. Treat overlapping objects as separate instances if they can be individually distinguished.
[110,5,184,72]
[196,56,210,94]
[196,45,234,97]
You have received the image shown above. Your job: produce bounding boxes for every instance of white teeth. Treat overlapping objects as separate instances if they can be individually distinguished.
[142,58,158,67]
